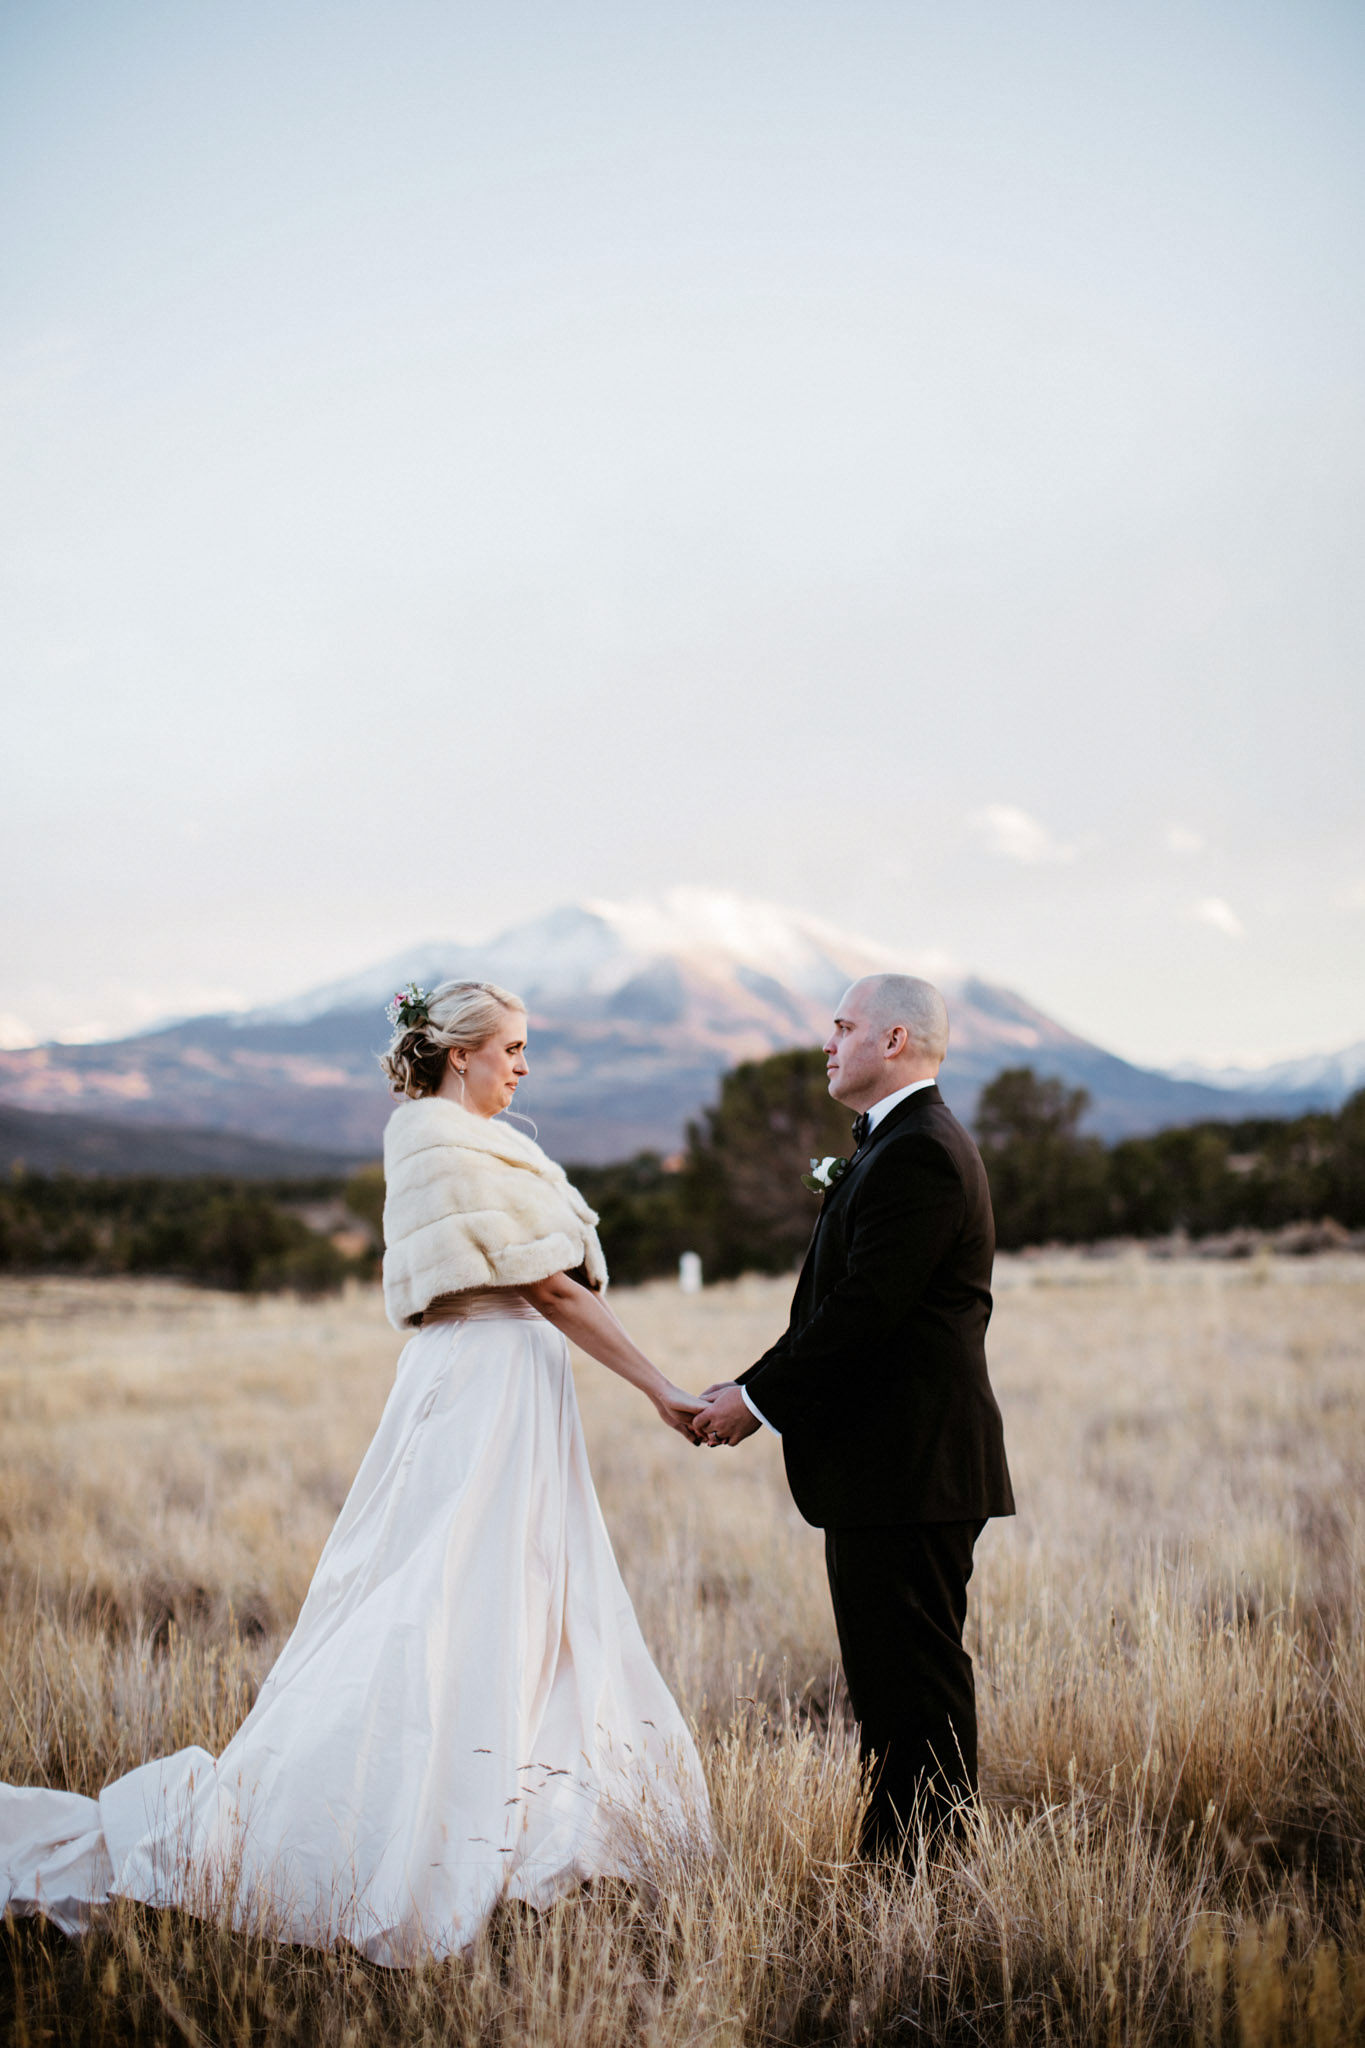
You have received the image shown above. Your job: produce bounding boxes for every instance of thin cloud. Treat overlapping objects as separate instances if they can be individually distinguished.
[1165,824,1205,854]
[1191,897,1245,939]
[0,1013,37,1050]
[967,804,1075,866]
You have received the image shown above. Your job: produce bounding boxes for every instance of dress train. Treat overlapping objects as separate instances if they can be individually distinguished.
[0,1299,709,1964]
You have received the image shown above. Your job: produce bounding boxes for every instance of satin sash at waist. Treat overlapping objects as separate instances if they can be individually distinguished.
[419,1287,543,1325]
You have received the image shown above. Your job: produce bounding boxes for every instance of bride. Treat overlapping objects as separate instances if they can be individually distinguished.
[0,979,711,1964]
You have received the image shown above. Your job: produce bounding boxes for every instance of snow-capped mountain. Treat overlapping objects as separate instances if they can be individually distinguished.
[243,892,916,1032]
[1171,1042,1365,1100]
[0,891,1346,1163]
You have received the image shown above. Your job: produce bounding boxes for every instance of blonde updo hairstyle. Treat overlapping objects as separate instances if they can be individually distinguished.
[379,979,526,1101]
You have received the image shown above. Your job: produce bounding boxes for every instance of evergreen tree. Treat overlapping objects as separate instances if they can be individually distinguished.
[681,1046,852,1277]
[975,1067,1109,1248]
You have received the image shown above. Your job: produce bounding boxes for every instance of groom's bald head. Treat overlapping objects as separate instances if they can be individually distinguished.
[825,974,948,1108]
[848,975,950,1065]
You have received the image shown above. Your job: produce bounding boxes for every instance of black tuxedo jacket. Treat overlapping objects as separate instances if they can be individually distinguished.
[738,1085,1015,1530]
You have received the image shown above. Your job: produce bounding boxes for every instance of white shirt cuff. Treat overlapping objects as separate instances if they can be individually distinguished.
[739,1384,779,1436]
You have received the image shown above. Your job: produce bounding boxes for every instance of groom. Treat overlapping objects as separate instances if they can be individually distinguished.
[692,974,1014,1853]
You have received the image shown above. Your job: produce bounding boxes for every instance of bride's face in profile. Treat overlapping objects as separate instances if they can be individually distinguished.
[441,1009,529,1119]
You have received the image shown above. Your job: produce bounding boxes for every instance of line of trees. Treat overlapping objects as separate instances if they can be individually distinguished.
[975,1066,1365,1249]
[0,1172,379,1294]
[2,1054,1362,1292]
[573,1054,1365,1278]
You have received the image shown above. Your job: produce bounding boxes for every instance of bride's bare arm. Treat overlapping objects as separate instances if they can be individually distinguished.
[517,1273,702,1438]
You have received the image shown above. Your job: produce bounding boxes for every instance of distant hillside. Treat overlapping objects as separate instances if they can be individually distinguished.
[0,890,1339,1163]
[0,1103,364,1179]
[1172,1040,1365,1101]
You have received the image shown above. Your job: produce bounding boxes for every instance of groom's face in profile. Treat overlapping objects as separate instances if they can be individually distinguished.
[823,982,890,1110]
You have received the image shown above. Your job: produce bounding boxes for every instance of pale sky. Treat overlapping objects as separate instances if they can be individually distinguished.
[2,0,1363,1068]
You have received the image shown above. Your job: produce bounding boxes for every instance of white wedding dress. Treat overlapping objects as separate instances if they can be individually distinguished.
[0,1293,709,1964]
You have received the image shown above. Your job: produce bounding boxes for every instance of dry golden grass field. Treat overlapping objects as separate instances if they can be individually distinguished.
[1,1255,1363,2045]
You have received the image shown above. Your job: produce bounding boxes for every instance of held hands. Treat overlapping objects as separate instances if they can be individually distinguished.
[690,1381,762,1449]
[655,1384,707,1440]
[651,1375,761,1450]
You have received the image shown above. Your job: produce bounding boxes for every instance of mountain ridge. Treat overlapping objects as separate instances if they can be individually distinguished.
[1171,1041,1365,1098]
[0,891,1352,1164]
[0,1102,360,1179]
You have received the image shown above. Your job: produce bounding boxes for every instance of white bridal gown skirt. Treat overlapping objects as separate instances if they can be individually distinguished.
[0,1300,709,1965]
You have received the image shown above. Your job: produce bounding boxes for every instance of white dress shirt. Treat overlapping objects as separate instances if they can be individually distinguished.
[739,1075,939,1435]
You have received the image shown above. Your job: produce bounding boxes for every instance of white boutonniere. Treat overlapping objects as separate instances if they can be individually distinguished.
[802,1155,850,1194]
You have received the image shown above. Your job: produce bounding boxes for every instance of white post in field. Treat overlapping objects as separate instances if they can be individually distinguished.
[679,1250,702,1295]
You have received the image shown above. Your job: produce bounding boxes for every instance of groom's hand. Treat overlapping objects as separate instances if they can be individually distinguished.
[692,1383,761,1448]
[691,1381,736,1438]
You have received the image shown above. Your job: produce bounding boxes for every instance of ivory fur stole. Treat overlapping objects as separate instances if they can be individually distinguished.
[381,1096,608,1329]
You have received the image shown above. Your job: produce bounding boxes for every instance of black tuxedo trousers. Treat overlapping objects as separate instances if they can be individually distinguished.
[825,1519,984,1852]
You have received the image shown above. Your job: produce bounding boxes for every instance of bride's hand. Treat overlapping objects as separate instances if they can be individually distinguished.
[655,1384,706,1440]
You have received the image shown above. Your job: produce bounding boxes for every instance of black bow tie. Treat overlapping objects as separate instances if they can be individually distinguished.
[851,1111,871,1149]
